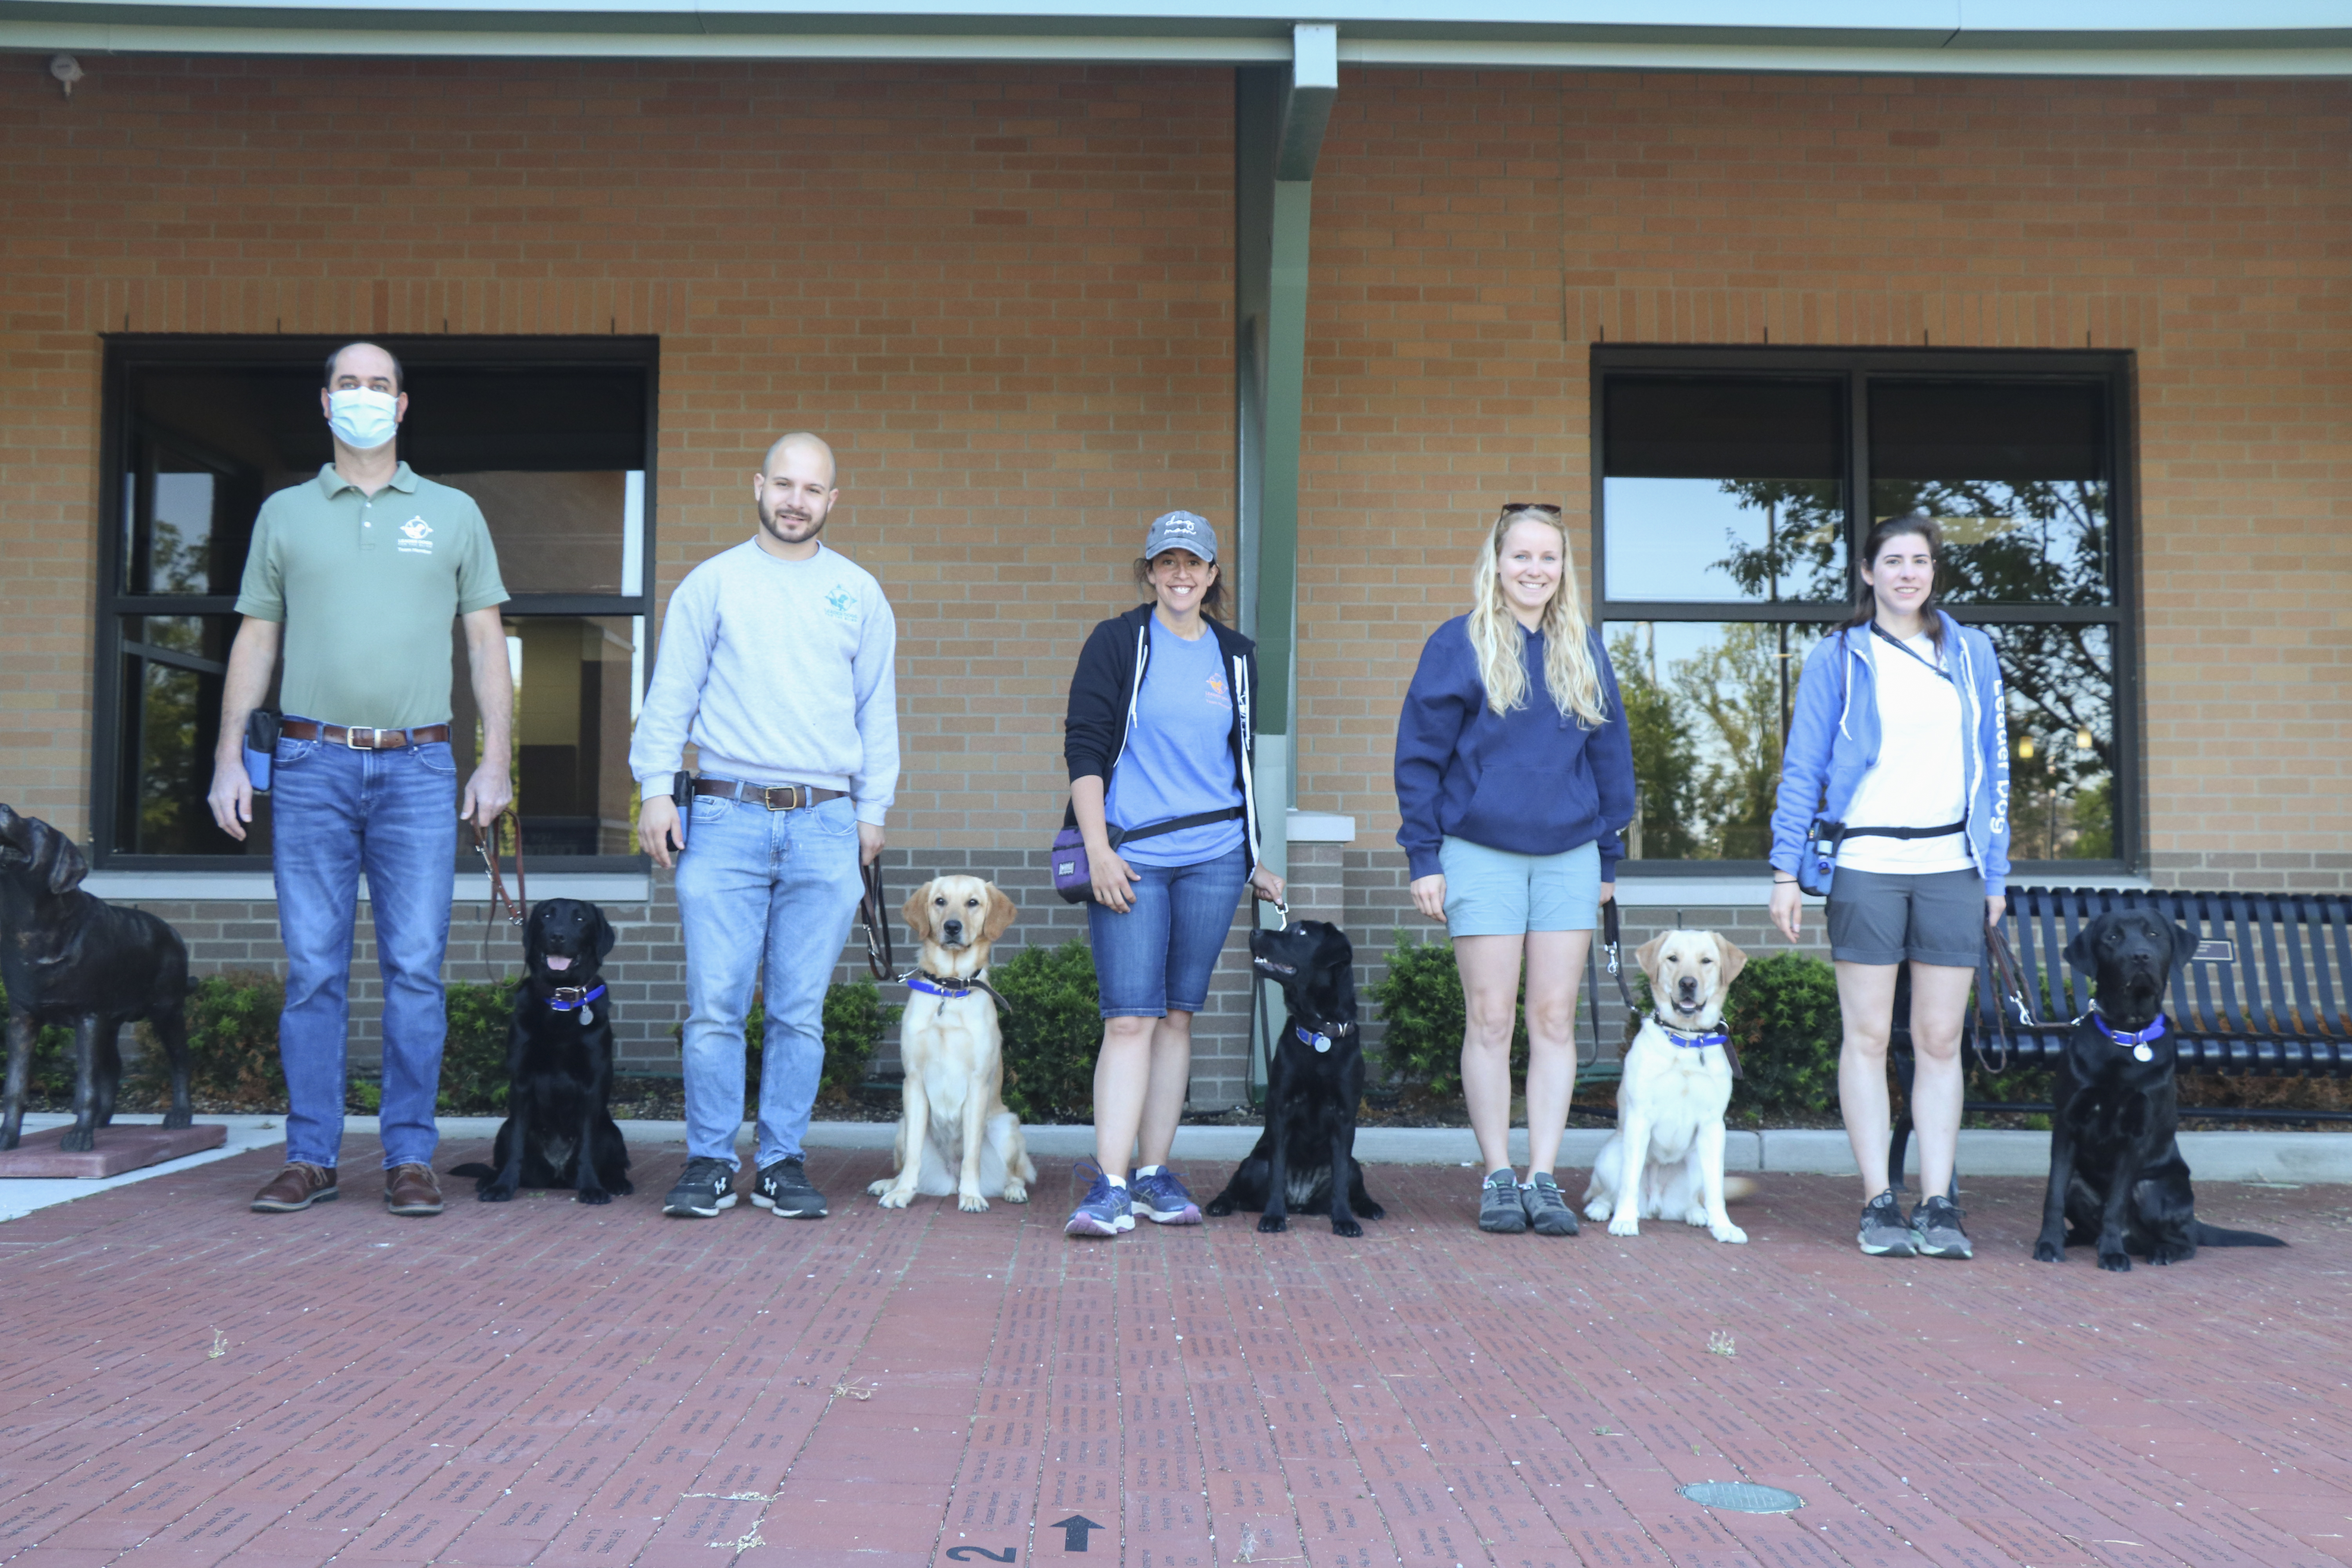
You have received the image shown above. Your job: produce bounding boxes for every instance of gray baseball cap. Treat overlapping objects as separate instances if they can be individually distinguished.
[1143,509,1218,563]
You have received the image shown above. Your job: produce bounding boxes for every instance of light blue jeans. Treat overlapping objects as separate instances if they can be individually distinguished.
[673,790,864,1167]
[269,729,459,1170]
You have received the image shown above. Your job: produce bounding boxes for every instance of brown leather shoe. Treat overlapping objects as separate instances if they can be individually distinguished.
[385,1162,444,1217]
[252,1162,338,1212]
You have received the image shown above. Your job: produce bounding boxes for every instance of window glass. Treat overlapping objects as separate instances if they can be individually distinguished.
[102,343,653,864]
[1602,378,1846,604]
[1991,622,2115,860]
[1869,381,2113,606]
[1606,621,1828,861]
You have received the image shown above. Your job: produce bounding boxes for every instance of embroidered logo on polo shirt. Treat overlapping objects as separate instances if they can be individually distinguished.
[1205,673,1230,710]
[823,584,859,623]
[397,517,435,555]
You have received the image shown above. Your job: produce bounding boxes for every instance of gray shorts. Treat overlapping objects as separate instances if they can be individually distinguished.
[1825,866,1987,968]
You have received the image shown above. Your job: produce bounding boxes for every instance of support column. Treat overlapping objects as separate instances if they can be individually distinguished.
[1236,23,1335,1100]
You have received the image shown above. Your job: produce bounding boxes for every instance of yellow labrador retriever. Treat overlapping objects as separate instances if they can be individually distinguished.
[868,875,1035,1213]
[1583,929,1749,1243]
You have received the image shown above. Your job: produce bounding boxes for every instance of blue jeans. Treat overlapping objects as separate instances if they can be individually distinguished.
[270,730,459,1170]
[1086,844,1250,1018]
[674,791,864,1166]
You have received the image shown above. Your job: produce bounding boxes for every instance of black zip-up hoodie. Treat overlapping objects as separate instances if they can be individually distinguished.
[1062,603,1263,870]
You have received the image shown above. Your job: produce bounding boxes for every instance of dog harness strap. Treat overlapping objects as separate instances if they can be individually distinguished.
[903,969,1011,1013]
[1651,1012,1743,1078]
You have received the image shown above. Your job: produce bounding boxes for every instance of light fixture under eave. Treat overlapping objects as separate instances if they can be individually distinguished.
[51,55,84,101]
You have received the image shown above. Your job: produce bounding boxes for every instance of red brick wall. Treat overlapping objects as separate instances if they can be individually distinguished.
[1300,69,2352,889]
[0,56,1236,851]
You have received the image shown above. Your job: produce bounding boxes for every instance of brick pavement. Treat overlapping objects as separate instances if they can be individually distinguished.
[2,1141,2347,1568]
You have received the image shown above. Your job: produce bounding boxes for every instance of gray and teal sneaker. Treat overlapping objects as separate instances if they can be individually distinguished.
[1858,1189,1917,1256]
[1065,1160,1134,1238]
[1129,1165,1202,1226]
[1910,1195,1973,1259]
[1520,1172,1581,1237]
[1479,1169,1528,1234]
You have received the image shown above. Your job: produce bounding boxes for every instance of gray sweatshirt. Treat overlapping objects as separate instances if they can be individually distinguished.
[629,539,899,824]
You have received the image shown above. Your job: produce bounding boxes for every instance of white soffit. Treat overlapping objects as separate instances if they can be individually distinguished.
[2,0,2348,73]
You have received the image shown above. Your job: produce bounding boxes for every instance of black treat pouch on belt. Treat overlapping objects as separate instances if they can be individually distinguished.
[1799,816,1845,898]
[671,769,696,852]
[243,710,281,793]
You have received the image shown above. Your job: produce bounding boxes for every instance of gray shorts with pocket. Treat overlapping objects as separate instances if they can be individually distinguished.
[1825,866,1987,968]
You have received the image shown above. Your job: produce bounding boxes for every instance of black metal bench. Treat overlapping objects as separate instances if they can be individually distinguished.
[1890,886,2352,1185]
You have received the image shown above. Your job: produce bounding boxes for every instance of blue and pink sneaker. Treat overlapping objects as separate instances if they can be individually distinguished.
[1128,1164,1203,1225]
[1065,1160,1135,1238]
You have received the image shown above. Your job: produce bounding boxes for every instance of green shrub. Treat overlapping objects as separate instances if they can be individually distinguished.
[991,941,1103,1123]
[439,978,517,1113]
[0,978,74,1101]
[1368,931,1527,1099]
[129,971,286,1107]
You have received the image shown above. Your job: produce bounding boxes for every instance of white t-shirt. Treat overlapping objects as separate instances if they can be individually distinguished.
[1837,631,1974,875]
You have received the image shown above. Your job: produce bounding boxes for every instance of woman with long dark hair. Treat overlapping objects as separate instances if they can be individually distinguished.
[1768,513,2012,1260]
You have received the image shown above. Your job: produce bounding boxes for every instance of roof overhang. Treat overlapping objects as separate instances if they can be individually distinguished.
[5,0,2349,75]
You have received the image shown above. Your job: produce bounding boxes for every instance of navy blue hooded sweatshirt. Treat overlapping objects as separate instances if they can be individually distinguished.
[1393,618,1637,883]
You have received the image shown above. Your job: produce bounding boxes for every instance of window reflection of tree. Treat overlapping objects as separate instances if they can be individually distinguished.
[1613,624,1805,862]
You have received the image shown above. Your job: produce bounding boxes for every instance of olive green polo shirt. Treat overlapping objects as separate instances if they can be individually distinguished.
[235,462,509,730]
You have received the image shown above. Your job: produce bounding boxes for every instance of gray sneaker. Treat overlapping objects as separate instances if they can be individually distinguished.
[1519,1172,1581,1237]
[1910,1195,1973,1259]
[1858,1189,1917,1256]
[1479,1169,1528,1234]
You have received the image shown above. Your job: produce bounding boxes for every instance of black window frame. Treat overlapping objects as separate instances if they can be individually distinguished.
[1591,343,2141,879]
[93,333,662,873]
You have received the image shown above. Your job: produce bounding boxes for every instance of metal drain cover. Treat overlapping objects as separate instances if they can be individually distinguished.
[1679,1481,1804,1514]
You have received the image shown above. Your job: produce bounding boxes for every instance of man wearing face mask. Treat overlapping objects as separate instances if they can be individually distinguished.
[629,432,898,1223]
[207,341,514,1219]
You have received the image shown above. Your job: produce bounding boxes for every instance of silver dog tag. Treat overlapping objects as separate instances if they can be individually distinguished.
[581,1007,593,1027]
[2132,1043,2151,1062]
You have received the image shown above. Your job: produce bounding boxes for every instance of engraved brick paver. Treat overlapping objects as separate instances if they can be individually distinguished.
[1,1141,2347,1566]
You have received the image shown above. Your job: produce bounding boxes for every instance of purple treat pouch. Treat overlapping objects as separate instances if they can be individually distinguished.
[1051,826,1093,904]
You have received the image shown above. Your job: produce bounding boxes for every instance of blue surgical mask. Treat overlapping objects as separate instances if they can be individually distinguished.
[327,388,399,450]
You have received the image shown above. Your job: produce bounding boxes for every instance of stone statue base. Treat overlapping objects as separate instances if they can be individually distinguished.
[0,1123,227,1178]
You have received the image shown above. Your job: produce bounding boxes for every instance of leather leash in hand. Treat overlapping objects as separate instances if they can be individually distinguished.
[473,808,528,982]
[856,860,893,982]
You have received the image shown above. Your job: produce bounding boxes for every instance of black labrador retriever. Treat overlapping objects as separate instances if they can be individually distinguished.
[2034,907,2284,1270]
[1207,920,1383,1237]
[0,804,193,1153]
[449,898,632,1204]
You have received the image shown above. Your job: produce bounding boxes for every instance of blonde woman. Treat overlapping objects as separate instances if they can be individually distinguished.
[1393,504,1636,1236]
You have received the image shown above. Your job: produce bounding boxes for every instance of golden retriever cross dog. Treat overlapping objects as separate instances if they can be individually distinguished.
[868,875,1036,1213]
[1583,929,1751,1244]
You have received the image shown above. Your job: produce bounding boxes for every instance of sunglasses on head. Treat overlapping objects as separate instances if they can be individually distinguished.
[1499,502,1563,519]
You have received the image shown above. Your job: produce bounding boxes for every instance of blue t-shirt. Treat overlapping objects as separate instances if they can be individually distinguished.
[1105,617,1246,867]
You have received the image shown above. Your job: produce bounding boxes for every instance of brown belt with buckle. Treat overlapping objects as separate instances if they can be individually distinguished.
[692,778,846,811]
[280,719,453,750]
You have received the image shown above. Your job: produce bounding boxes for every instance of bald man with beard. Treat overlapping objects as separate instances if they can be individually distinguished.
[631,433,900,1221]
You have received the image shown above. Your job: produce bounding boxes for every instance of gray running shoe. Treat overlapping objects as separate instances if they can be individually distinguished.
[1519,1172,1581,1237]
[1065,1160,1134,1238]
[1910,1194,1973,1259]
[1858,1189,1917,1256]
[1479,1169,1528,1234]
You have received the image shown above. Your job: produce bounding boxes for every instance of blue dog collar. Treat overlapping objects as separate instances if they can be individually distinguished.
[2092,1009,2167,1054]
[1295,1024,1335,1054]
[1653,1014,1729,1051]
[548,983,605,1014]
[907,972,973,1000]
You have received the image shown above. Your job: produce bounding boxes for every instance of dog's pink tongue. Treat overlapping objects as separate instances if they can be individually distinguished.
[545,954,572,971]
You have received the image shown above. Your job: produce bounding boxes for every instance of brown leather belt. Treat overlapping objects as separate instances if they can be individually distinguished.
[281,719,452,750]
[692,778,845,811]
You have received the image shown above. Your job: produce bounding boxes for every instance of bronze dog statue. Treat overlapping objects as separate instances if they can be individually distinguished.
[0,804,195,1152]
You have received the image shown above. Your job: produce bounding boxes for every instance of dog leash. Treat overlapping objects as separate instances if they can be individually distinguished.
[857,860,894,982]
[1599,897,1639,1012]
[473,808,528,983]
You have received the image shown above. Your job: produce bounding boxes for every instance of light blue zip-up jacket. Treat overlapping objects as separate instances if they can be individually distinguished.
[1768,613,2014,897]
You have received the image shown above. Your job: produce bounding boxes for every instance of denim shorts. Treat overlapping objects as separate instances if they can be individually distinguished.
[1087,844,1251,1018]
[1826,866,1987,968]
[1437,837,1602,937]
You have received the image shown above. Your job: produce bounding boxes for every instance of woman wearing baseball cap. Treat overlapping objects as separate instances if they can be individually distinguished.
[1060,510,1285,1238]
